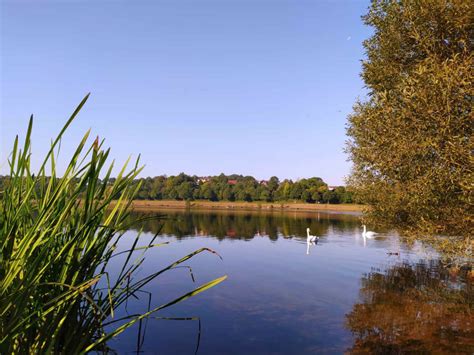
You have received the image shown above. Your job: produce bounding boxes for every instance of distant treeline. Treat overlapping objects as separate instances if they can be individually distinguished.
[129,174,354,203]
[0,173,354,203]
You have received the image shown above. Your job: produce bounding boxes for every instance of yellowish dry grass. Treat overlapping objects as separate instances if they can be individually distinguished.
[117,200,364,213]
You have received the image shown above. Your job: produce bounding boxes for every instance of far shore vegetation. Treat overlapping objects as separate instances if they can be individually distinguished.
[129,174,354,204]
[0,174,356,205]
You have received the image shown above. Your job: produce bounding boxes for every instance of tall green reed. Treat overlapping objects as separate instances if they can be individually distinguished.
[0,94,226,353]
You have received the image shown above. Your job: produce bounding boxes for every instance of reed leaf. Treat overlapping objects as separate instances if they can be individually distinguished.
[0,95,226,353]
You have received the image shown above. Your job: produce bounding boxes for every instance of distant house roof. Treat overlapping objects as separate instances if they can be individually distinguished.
[228,179,238,185]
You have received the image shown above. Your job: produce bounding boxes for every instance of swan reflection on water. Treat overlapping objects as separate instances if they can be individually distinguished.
[306,241,317,255]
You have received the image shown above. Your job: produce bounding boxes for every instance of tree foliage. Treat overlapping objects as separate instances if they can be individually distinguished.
[346,0,473,243]
[0,174,353,204]
[81,173,355,204]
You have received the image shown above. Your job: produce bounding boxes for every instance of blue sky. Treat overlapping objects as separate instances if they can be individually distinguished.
[1,0,371,185]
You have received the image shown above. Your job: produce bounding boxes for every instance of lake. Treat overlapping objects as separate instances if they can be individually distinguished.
[107,209,473,354]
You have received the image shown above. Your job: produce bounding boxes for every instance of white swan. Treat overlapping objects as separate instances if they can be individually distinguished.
[306,228,319,243]
[362,225,377,238]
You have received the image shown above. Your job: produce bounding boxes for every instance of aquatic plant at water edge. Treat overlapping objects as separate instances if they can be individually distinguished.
[0,94,226,353]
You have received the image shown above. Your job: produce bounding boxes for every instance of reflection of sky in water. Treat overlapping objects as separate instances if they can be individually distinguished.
[106,211,471,354]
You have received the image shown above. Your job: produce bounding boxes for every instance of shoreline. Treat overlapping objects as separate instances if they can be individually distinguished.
[124,200,364,214]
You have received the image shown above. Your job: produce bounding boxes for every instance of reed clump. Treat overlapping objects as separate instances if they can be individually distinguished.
[0,94,226,353]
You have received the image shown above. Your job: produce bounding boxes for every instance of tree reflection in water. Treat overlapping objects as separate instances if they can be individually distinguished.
[125,210,359,241]
[346,260,473,353]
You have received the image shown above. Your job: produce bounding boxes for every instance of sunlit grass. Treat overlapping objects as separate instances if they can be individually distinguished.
[0,94,226,353]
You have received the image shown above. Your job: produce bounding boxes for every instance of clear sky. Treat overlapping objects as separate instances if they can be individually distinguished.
[1,0,371,185]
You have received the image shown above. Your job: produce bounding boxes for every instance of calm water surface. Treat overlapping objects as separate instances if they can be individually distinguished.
[108,210,473,354]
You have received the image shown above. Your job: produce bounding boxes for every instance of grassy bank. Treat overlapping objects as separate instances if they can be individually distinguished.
[124,200,364,213]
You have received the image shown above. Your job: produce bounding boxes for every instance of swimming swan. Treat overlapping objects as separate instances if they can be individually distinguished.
[306,228,319,243]
[362,225,377,238]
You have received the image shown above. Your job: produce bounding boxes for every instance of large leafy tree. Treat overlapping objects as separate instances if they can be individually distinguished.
[346,0,473,243]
